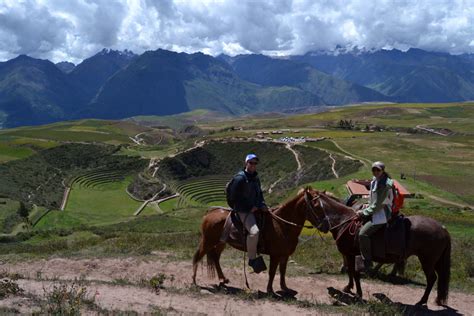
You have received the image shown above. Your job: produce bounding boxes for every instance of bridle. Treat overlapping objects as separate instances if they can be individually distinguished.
[268,189,356,231]
[304,191,359,234]
[303,192,331,231]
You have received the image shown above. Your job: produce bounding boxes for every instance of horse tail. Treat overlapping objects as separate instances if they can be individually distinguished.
[206,248,218,279]
[192,244,203,267]
[435,233,451,306]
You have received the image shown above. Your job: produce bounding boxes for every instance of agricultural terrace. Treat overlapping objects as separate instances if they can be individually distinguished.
[157,140,361,206]
[0,143,146,209]
[35,176,147,229]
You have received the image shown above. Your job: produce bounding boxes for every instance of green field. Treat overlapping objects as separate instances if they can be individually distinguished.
[35,177,143,229]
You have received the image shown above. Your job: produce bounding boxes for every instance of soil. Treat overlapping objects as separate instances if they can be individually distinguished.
[1,254,472,314]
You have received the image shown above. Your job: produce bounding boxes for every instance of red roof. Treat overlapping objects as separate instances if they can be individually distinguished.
[346,180,410,197]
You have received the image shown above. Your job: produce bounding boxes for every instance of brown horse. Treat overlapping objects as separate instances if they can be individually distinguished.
[304,189,451,306]
[192,188,322,295]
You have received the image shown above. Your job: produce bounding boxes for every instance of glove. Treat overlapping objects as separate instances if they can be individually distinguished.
[356,210,365,218]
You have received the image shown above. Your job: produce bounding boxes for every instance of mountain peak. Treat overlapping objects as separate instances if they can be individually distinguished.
[96,48,136,59]
[56,61,76,73]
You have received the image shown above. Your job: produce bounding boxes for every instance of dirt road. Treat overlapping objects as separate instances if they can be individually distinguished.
[1,255,471,314]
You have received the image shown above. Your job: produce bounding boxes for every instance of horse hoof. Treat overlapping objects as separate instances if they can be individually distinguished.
[281,288,298,297]
[343,286,352,293]
[267,289,277,297]
[218,280,229,287]
[415,301,427,307]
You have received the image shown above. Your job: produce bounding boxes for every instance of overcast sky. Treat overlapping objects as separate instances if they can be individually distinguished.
[1,0,473,63]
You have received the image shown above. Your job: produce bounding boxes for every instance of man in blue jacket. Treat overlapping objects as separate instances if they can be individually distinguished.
[228,153,267,273]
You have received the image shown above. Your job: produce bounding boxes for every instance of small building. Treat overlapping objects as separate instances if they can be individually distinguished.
[346,179,412,199]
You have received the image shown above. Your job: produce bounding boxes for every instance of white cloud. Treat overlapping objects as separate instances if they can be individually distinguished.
[0,0,473,63]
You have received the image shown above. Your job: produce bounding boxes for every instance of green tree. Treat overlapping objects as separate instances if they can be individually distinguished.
[17,202,30,218]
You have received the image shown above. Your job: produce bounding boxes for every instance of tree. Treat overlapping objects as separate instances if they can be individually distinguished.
[17,201,30,218]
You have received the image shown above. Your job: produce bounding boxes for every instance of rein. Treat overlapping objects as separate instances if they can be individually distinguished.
[265,208,314,229]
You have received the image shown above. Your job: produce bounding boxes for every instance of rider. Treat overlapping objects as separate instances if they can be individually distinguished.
[357,161,394,269]
[228,153,267,273]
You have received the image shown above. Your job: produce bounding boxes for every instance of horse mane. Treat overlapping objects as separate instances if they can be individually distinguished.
[319,191,355,214]
[275,188,306,211]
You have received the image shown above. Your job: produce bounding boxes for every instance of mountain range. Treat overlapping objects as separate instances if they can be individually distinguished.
[1,47,473,128]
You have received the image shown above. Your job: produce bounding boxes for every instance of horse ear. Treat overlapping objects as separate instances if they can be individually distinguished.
[306,185,313,191]
[322,190,326,194]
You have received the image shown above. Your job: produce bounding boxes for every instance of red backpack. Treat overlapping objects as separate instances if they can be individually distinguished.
[391,182,405,214]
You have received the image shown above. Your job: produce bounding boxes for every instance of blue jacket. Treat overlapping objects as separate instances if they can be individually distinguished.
[229,170,266,213]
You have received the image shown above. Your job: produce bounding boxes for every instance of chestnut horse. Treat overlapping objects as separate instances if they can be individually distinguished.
[304,189,451,306]
[192,188,321,295]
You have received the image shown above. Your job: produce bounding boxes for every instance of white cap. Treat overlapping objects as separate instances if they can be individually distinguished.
[245,154,259,163]
[372,161,385,170]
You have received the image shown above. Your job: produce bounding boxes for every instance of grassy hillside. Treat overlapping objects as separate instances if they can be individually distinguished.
[201,102,474,205]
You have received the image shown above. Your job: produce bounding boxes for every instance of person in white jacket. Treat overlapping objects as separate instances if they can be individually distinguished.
[357,161,394,269]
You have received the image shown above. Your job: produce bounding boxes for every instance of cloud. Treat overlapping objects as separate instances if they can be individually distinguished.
[0,0,473,63]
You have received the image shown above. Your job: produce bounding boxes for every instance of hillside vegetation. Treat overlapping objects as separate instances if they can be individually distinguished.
[0,143,145,208]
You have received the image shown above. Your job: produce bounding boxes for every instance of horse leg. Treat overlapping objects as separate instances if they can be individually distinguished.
[416,257,437,306]
[212,243,229,285]
[267,255,279,295]
[354,267,363,298]
[279,256,297,296]
[343,255,355,293]
[192,238,207,285]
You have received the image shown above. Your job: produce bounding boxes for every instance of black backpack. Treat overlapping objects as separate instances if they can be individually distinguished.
[225,171,247,209]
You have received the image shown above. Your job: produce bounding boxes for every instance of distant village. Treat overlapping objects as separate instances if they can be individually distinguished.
[229,126,327,143]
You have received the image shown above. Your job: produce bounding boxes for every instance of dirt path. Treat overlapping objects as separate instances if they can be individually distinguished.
[415,125,449,137]
[329,140,370,166]
[426,194,473,209]
[285,143,302,171]
[329,153,339,179]
[1,256,472,314]
[59,187,71,211]
[133,184,168,216]
[269,143,302,193]
[130,132,147,145]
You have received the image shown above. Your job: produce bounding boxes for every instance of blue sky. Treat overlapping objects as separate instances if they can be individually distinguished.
[1,0,473,63]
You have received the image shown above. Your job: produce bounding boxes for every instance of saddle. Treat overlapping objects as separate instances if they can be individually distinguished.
[220,210,266,253]
[370,215,409,260]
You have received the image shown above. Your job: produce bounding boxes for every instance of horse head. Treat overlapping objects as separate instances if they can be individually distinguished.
[303,187,331,233]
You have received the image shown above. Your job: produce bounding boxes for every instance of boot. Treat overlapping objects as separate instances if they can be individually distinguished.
[248,256,267,274]
[355,255,373,273]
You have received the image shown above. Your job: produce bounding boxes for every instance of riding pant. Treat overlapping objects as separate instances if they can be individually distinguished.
[238,212,260,260]
[359,221,385,261]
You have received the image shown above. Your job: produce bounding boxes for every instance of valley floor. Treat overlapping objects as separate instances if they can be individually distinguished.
[0,254,472,315]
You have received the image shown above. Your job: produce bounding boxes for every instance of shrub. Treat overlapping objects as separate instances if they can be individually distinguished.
[41,282,91,315]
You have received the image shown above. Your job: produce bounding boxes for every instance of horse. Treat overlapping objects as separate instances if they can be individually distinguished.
[304,189,451,306]
[192,188,322,295]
